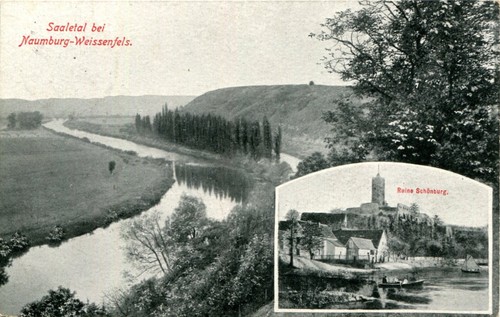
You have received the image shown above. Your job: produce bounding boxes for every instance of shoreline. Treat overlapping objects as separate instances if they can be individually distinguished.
[0,127,175,250]
[63,118,295,184]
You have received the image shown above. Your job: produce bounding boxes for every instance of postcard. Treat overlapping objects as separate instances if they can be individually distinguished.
[0,1,498,316]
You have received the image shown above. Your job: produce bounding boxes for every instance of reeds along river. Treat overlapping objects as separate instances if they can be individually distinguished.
[0,120,297,315]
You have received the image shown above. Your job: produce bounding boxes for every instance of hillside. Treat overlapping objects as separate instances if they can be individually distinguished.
[0,95,195,119]
[181,85,359,158]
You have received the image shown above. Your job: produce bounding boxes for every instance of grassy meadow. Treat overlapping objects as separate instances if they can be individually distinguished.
[0,128,174,246]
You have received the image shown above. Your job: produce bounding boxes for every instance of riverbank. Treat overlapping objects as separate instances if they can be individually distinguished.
[64,118,223,163]
[0,128,175,247]
[64,118,295,184]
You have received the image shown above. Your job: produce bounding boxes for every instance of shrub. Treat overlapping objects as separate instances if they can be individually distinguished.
[9,232,30,252]
[46,225,65,243]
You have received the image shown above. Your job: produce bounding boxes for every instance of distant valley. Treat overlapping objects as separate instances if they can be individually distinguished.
[1,85,360,158]
[0,95,195,119]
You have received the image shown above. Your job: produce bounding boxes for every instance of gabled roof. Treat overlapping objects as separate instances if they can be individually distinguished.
[300,212,346,225]
[324,238,345,248]
[332,229,385,247]
[279,220,335,238]
[349,237,375,250]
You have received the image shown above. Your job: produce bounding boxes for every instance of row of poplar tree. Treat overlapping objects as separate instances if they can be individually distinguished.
[135,105,282,160]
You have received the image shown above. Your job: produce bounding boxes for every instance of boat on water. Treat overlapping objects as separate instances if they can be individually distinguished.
[378,280,425,288]
[461,254,481,273]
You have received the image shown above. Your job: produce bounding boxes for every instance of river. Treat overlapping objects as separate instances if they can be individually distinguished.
[0,120,299,314]
[280,266,490,312]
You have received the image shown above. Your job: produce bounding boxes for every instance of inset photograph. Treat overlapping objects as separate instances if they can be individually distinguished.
[275,162,492,314]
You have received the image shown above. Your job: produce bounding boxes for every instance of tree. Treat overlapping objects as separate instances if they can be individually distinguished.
[295,152,330,177]
[135,114,142,134]
[284,209,301,267]
[262,116,273,159]
[312,0,499,185]
[108,161,116,175]
[299,222,324,259]
[7,113,16,129]
[121,211,172,275]
[16,111,43,129]
[274,126,282,162]
[387,236,409,261]
[426,240,443,258]
[168,194,208,244]
[20,286,108,317]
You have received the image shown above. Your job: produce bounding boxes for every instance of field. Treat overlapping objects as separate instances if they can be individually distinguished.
[0,128,174,246]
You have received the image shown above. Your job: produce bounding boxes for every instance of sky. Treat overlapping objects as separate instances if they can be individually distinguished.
[0,1,361,100]
[277,162,492,227]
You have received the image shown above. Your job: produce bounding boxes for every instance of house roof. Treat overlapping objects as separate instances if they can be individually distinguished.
[324,238,345,248]
[300,212,346,225]
[332,229,385,247]
[349,237,375,250]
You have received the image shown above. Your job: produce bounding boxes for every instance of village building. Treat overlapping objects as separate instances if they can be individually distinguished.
[332,229,389,263]
[346,237,376,262]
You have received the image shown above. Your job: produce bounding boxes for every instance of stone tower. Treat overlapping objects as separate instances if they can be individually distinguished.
[371,167,385,206]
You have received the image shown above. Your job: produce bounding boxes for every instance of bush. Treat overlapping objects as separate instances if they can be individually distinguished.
[0,238,11,260]
[46,225,65,243]
[20,286,109,317]
[9,231,30,252]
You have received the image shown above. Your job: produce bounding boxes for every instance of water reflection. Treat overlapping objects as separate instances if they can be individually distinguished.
[175,164,252,203]
[279,267,489,311]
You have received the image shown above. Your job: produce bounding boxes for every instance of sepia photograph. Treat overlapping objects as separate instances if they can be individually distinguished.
[0,0,498,316]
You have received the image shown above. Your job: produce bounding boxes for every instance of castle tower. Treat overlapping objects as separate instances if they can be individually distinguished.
[372,167,385,206]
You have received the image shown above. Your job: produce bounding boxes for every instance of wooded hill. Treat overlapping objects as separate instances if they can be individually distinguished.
[181,85,362,158]
[0,95,195,119]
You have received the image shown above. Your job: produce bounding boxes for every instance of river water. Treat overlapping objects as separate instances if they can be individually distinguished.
[280,266,490,312]
[0,120,298,314]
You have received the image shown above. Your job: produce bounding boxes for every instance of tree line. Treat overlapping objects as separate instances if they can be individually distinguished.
[6,111,43,130]
[134,105,282,160]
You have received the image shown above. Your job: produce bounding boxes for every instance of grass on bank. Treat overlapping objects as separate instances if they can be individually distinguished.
[0,128,174,246]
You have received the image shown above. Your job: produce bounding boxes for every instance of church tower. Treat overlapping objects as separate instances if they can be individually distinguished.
[372,166,385,206]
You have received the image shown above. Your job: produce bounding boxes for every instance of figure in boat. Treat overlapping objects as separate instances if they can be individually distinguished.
[461,254,480,273]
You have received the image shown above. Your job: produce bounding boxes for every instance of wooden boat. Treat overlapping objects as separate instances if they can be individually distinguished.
[461,255,480,273]
[378,280,425,288]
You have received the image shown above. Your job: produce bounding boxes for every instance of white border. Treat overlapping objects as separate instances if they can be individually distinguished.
[274,162,493,314]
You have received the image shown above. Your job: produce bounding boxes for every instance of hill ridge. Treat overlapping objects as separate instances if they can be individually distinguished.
[182,84,358,157]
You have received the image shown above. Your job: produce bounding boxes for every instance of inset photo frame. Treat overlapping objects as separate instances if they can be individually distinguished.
[275,162,493,314]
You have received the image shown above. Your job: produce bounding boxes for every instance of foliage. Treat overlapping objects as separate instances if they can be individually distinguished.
[387,235,409,260]
[8,231,30,253]
[20,286,109,317]
[121,211,173,276]
[108,161,116,174]
[7,112,16,129]
[113,174,280,317]
[299,222,325,259]
[46,225,65,243]
[274,126,282,161]
[311,0,499,185]
[283,209,301,267]
[14,111,43,129]
[135,105,281,160]
[295,152,330,178]
[167,194,208,244]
